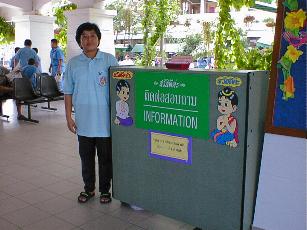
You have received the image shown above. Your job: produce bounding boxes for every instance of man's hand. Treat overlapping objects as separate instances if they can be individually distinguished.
[66,117,77,134]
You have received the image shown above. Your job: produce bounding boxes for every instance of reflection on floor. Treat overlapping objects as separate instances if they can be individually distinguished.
[0,99,197,230]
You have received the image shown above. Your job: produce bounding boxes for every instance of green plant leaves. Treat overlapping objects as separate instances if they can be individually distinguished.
[214,0,273,70]
[0,17,14,45]
[141,0,180,66]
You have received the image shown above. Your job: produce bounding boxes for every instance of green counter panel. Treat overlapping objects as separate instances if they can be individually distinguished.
[110,67,269,230]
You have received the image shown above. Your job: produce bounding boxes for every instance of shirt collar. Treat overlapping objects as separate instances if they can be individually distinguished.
[80,50,103,60]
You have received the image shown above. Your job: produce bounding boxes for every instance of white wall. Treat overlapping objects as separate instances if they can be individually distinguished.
[253,133,307,230]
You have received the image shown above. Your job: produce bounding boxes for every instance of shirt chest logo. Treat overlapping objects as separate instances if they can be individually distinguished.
[98,72,107,86]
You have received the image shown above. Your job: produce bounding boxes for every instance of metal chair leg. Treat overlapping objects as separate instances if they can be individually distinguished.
[41,101,57,111]
[21,105,39,123]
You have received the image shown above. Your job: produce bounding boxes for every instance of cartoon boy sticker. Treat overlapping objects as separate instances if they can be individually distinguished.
[210,87,239,148]
[114,80,133,126]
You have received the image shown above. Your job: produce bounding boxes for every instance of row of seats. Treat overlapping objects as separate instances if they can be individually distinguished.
[1,74,64,123]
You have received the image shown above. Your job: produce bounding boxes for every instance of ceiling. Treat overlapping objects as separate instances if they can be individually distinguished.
[0,0,104,20]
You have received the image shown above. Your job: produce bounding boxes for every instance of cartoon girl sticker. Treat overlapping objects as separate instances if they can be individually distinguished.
[114,80,133,126]
[210,87,239,148]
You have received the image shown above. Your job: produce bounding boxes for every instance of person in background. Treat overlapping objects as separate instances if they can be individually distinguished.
[119,53,134,65]
[49,39,65,90]
[1,60,25,121]
[15,57,38,120]
[49,38,65,77]
[21,58,38,89]
[32,48,42,73]
[10,47,20,70]
[64,22,118,204]
[14,39,39,68]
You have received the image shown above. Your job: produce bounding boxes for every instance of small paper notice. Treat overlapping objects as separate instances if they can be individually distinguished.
[150,132,192,164]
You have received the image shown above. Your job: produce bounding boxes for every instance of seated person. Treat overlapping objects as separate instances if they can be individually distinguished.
[0,73,27,121]
[0,86,13,116]
[21,58,38,89]
[0,75,13,117]
[0,71,29,120]
[0,83,12,95]
[0,66,10,75]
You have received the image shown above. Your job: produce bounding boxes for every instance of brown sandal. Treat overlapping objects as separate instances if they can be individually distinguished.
[100,193,112,204]
[78,191,95,203]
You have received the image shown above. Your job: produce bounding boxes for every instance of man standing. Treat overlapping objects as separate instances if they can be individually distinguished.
[49,39,65,77]
[14,39,39,68]
[64,22,118,204]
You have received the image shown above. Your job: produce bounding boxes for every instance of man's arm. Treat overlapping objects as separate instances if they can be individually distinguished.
[64,94,77,134]
[57,59,63,74]
[34,52,40,68]
[14,54,19,69]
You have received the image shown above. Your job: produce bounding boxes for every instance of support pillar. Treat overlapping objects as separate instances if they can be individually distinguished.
[65,8,116,60]
[12,15,54,72]
[200,0,205,14]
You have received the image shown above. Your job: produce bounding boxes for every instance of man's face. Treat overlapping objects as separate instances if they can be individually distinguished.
[51,42,57,48]
[218,96,236,115]
[117,86,130,102]
[80,30,99,53]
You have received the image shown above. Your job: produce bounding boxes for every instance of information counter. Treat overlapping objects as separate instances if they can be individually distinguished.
[110,67,269,230]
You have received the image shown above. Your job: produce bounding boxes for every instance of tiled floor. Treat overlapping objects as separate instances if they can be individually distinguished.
[0,100,196,230]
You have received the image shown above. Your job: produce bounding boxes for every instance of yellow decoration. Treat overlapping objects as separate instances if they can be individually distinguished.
[284,9,306,30]
[285,45,303,63]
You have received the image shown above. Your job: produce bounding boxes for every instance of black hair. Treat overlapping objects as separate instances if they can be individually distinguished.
[218,87,238,106]
[24,39,32,46]
[32,48,38,53]
[75,22,101,49]
[51,38,58,43]
[15,47,20,53]
[28,58,35,65]
[116,80,130,92]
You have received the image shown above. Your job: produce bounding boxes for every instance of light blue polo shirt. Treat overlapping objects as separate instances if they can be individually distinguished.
[15,47,39,68]
[64,51,118,137]
[22,65,38,88]
[50,47,65,76]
